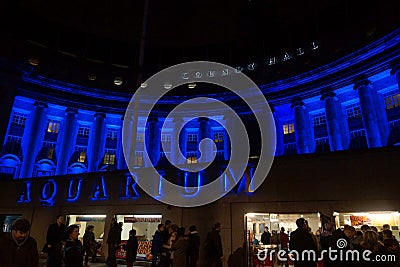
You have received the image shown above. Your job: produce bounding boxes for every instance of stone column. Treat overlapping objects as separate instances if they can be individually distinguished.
[171,117,186,165]
[198,117,213,163]
[87,112,106,172]
[55,108,78,175]
[353,79,389,147]
[321,92,350,151]
[117,117,127,170]
[272,108,284,156]
[20,101,48,178]
[391,63,400,90]
[146,117,160,167]
[291,101,315,154]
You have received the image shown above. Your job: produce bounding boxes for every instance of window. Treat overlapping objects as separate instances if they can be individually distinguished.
[384,93,400,110]
[345,103,362,119]
[47,120,60,133]
[11,112,28,126]
[283,123,295,135]
[187,133,198,143]
[213,131,224,143]
[134,151,144,166]
[77,125,90,137]
[186,152,197,164]
[315,137,330,153]
[161,134,171,143]
[47,147,54,159]
[7,135,22,144]
[78,152,86,163]
[103,153,116,165]
[137,133,144,142]
[313,112,326,127]
[107,128,118,140]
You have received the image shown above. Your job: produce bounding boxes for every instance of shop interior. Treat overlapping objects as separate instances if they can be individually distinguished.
[0,214,22,233]
[334,211,400,238]
[67,214,107,242]
[116,214,162,241]
[245,212,321,243]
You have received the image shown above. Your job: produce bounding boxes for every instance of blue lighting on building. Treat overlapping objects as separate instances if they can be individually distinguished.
[39,179,57,206]
[66,178,83,202]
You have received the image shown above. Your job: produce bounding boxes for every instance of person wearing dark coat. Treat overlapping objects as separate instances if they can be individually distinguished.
[0,218,39,267]
[206,222,224,267]
[83,225,97,265]
[261,227,272,245]
[289,218,317,267]
[125,229,139,267]
[64,224,84,267]
[188,225,200,267]
[45,215,66,267]
[172,227,189,267]
[151,223,165,267]
[106,218,121,267]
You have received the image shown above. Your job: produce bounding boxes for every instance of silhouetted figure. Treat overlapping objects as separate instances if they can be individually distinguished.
[206,222,224,267]
[45,215,66,267]
[125,229,139,267]
[64,224,84,267]
[188,225,200,267]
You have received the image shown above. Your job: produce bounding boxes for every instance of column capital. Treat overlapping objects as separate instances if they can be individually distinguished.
[353,77,372,90]
[320,91,337,101]
[34,101,48,109]
[94,112,106,119]
[65,107,78,115]
[198,117,209,123]
[290,100,305,109]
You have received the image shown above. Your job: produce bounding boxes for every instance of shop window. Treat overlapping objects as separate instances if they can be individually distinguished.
[3,135,22,155]
[283,123,294,135]
[214,131,224,143]
[47,147,54,159]
[47,120,60,133]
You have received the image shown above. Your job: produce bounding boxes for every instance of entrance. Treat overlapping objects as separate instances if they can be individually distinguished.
[115,214,162,262]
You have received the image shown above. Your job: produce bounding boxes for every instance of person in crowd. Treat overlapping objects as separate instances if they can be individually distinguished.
[64,224,84,267]
[383,238,400,266]
[45,214,66,267]
[383,229,397,241]
[205,222,224,267]
[261,226,271,245]
[271,230,280,245]
[0,218,39,267]
[171,227,189,267]
[371,226,379,233]
[83,225,97,265]
[279,227,289,267]
[252,234,259,245]
[162,220,172,245]
[106,218,121,267]
[188,225,200,267]
[125,229,139,267]
[289,218,317,267]
[360,230,393,267]
[151,223,164,267]
[360,224,371,234]
[383,224,391,230]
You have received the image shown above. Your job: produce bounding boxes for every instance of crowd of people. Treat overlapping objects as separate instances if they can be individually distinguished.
[255,218,400,267]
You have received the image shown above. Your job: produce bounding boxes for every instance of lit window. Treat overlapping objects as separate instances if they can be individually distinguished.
[214,131,224,143]
[47,120,60,133]
[47,147,54,159]
[11,112,28,126]
[78,152,86,163]
[78,126,90,137]
[103,153,115,165]
[134,151,144,166]
[186,152,197,164]
[283,123,295,135]
[107,128,118,140]
[384,93,400,110]
[187,133,198,143]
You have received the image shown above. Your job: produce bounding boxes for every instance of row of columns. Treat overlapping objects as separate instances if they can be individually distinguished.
[273,76,394,156]
[18,103,122,178]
